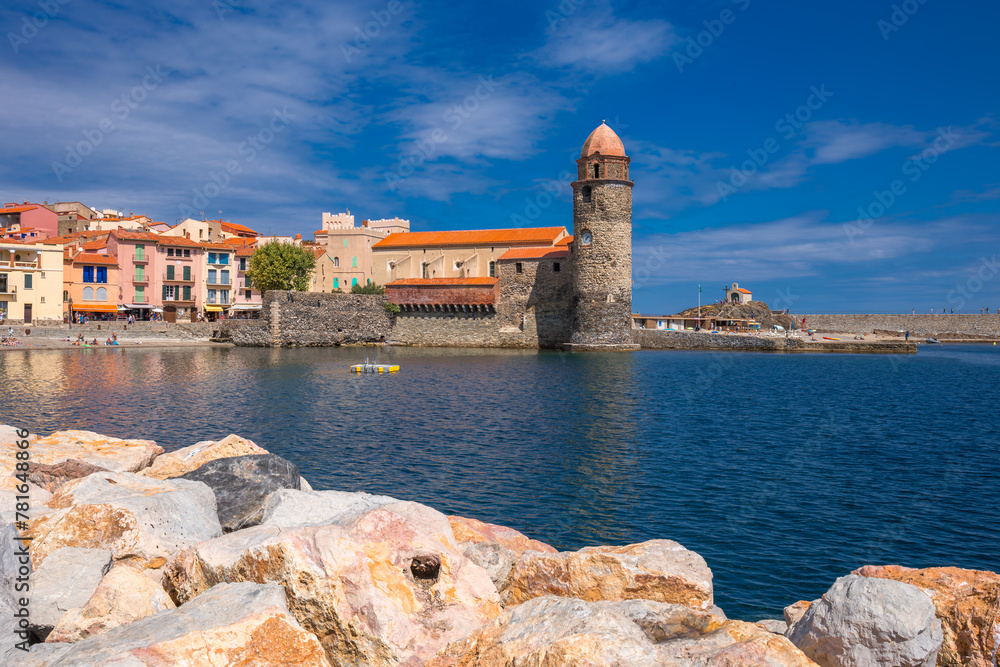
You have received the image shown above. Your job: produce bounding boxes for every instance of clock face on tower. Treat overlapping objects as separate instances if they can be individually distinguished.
[580,231,593,245]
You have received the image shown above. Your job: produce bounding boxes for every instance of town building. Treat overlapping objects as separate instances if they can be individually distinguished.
[724,283,753,304]
[314,211,409,290]
[65,247,121,320]
[306,245,338,293]
[43,201,101,236]
[202,242,235,319]
[0,203,59,240]
[230,244,262,316]
[373,227,568,287]
[163,218,222,243]
[0,239,64,324]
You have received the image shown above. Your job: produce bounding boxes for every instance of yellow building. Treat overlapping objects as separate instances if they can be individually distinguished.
[306,246,338,293]
[314,211,409,290]
[0,240,64,324]
[372,227,569,286]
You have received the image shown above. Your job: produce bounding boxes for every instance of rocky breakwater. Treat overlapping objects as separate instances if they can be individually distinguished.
[2,426,997,666]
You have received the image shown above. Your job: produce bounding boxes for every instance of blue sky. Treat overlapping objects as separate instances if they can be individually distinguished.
[2,0,998,314]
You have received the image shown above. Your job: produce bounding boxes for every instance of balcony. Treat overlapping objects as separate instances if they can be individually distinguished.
[132,275,149,285]
[9,260,39,269]
[132,298,149,304]
[206,279,231,286]
[207,257,231,266]
[0,285,16,301]
[132,254,148,263]
[163,273,194,282]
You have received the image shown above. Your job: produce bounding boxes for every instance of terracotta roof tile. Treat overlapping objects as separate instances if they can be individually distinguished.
[735,288,752,294]
[374,227,567,249]
[73,253,118,266]
[555,235,573,246]
[387,278,499,287]
[499,248,569,261]
[220,221,258,235]
[0,205,39,214]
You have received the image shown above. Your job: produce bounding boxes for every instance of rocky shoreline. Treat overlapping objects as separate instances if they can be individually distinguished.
[2,427,996,666]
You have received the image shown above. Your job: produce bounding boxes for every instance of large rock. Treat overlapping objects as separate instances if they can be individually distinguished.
[27,471,221,569]
[29,547,112,641]
[0,424,36,446]
[48,564,176,643]
[260,487,399,529]
[786,599,814,626]
[179,454,300,532]
[0,431,162,492]
[139,434,269,480]
[448,515,557,556]
[427,595,819,667]
[462,541,518,594]
[164,500,501,667]
[1,523,31,663]
[28,459,109,493]
[787,574,943,667]
[504,539,714,611]
[854,564,1000,667]
[22,582,330,666]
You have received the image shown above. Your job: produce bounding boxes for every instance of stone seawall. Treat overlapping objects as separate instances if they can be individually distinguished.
[797,313,1000,338]
[233,291,392,347]
[635,330,916,354]
[9,322,230,341]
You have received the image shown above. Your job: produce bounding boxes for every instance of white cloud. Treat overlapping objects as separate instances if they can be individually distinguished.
[535,5,676,73]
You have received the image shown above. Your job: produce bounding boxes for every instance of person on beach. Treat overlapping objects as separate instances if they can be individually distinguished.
[905,331,910,342]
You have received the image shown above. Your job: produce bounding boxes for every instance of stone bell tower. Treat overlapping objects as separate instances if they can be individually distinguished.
[565,121,639,351]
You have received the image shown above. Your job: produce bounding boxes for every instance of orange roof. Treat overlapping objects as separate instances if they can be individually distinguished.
[235,246,255,257]
[735,288,752,294]
[313,229,327,235]
[82,240,107,250]
[555,235,573,246]
[581,122,626,159]
[73,253,118,266]
[202,242,234,251]
[387,278,499,287]
[0,205,38,214]
[374,227,566,250]
[499,247,569,261]
[220,221,258,235]
[306,247,327,259]
[111,229,165,243]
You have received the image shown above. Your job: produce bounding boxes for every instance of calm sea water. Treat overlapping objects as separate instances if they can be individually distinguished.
[4,344,999,620]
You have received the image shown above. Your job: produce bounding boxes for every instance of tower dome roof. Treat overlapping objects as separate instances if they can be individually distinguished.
[581,121,626,159]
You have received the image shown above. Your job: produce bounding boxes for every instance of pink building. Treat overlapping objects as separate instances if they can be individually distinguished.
[106,229,206,321]
[0,203,58,239]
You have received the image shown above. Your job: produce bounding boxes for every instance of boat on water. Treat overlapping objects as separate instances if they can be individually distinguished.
[350,357,399,374]
[926,338,941,344]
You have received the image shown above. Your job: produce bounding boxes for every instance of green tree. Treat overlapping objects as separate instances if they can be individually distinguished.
[351,282,385,295]
[245,241,316,293]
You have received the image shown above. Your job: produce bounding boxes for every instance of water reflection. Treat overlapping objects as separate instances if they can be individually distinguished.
[3,344,998,620]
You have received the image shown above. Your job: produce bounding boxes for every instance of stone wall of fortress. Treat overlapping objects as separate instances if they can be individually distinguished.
[797,314,1000,337]
[231,291,393,347]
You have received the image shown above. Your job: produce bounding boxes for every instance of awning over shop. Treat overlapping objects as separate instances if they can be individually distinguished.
[71,304,118,313]
[204,305,224,312]
[228,304,261,310]
[125,304,151,309]
[152,308,164,313]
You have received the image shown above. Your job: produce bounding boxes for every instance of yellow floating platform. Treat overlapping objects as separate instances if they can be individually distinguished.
[351,364,399,374]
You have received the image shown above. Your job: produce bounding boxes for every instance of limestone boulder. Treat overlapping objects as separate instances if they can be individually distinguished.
[785,599,814,626]
[759,618,791,634]
[427,595,819,667]
[28,459,109,493]
[139,434,268,479]
[1,523,31,664]
[28,471,221,569]
[462,541,518,594]
[179,453,300,532]
[260,487,399,529]
[29,547,112,641]
[48,564,176,643]
[854,564,1000,667]
[22,582,330,666]
[448,515,558,556]
[0,431,162,493]
[164,500,501,667]
[504,539,714,611]
[787,574,942,667]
